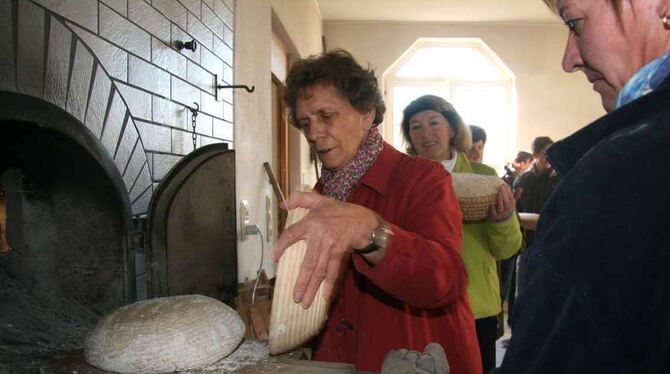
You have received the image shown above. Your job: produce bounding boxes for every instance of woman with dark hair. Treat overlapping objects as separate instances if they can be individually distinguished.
[273,50,481,373]
[401,95,522,373]
[494,0,670,372]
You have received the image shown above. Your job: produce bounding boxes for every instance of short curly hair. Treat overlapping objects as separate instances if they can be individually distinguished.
[284,49,386,128]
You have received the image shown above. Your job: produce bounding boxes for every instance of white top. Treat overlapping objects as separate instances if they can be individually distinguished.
[441,150,457,172]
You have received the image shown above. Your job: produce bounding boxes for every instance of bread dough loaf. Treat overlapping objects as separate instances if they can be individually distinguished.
[85,294,244,373]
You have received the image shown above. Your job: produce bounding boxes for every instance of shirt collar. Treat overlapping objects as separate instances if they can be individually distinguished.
[440,149,458,172]
[356,141,399,197]
[453,151,474,173]
[616,51,670,109]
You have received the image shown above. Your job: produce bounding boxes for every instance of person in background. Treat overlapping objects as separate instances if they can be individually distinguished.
[274,50,481,374]
[513,137,558,291]
[501,151,534,187]
[495,0,670,372]
[402,95,522,374]
[467,125,487,163]
[498,149,535,345]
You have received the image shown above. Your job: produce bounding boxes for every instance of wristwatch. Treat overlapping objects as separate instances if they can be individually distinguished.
[358,221,393,254]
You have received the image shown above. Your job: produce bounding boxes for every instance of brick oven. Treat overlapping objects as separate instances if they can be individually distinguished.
[0,93,136,369]
[0,0,236,371]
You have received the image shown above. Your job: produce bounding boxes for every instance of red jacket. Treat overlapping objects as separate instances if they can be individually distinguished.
[313,143,481,373]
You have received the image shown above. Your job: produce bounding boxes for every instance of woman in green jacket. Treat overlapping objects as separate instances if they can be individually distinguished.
[402,95,522,373]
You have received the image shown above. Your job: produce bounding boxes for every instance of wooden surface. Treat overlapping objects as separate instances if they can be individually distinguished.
[41,340,363,373]
[236,359,356,373]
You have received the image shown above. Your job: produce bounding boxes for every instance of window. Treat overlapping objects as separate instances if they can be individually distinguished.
[383,38,516,173]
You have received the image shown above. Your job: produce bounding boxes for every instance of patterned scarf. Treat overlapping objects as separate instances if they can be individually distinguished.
[616,51,670,109]
[320,127,383,201]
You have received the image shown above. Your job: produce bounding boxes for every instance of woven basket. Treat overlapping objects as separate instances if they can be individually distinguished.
[457,194,498,222]
[269,208,329,355]
[451,173,503,222]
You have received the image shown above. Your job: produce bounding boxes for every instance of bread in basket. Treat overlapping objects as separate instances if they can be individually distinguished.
[450,173,503,222]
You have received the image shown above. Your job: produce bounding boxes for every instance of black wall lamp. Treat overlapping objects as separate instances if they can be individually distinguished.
[175,39,197,52]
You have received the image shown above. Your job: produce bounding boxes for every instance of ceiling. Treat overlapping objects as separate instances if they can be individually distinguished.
[315,0,561,24]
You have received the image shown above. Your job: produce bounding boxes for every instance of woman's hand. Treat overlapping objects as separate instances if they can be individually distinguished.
[489,183,515,223]
[272,191,380,308]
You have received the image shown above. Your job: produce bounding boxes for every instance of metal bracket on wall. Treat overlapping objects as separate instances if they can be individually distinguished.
[215,74,255,101]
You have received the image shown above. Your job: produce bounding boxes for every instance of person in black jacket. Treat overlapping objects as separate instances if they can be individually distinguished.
[494,0,670,373]
[501,151,533,188]
[513,137,559,291]
[498,150,534,341]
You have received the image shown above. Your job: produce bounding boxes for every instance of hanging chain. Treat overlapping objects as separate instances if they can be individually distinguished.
[189,102,199,151]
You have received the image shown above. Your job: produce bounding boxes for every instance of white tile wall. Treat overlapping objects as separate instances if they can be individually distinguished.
[3,0,235,215]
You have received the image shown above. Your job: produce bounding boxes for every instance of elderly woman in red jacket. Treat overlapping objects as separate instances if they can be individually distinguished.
[272,49,481,373]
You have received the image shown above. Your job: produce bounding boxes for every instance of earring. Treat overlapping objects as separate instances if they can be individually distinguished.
[663,15,670,28]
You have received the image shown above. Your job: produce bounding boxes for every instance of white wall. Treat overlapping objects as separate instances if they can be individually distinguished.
[235,0,322,282]
[271,0,323,192]
[270,0,323,58]
[324,21,605,154]
[234,12,606,283]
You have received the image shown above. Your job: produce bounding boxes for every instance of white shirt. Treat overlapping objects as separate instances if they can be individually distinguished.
[441,150,457,173]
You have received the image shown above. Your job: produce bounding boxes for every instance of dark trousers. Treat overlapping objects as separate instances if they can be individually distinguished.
[476,316,498,374]
[500,254,518,326]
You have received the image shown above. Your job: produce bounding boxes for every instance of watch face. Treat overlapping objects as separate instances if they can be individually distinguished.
[372,223,392,249]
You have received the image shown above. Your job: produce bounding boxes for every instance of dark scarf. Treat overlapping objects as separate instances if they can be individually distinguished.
[320,127,383,201]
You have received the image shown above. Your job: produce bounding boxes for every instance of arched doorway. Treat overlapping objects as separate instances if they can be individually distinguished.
[384,38,517,172]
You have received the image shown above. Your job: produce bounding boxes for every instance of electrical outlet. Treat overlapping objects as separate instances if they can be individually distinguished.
[240,200,250,241]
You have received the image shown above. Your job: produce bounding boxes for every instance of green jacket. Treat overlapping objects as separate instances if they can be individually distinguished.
[453,153,522,319]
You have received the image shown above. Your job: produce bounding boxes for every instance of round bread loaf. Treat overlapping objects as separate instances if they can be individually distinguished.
[84,294,244,373]
[451,173,503,222]
[269,207,329,355]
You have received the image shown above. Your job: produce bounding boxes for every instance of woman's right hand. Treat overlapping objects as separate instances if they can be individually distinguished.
[489,183,516,222]
[272,191,381,308]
